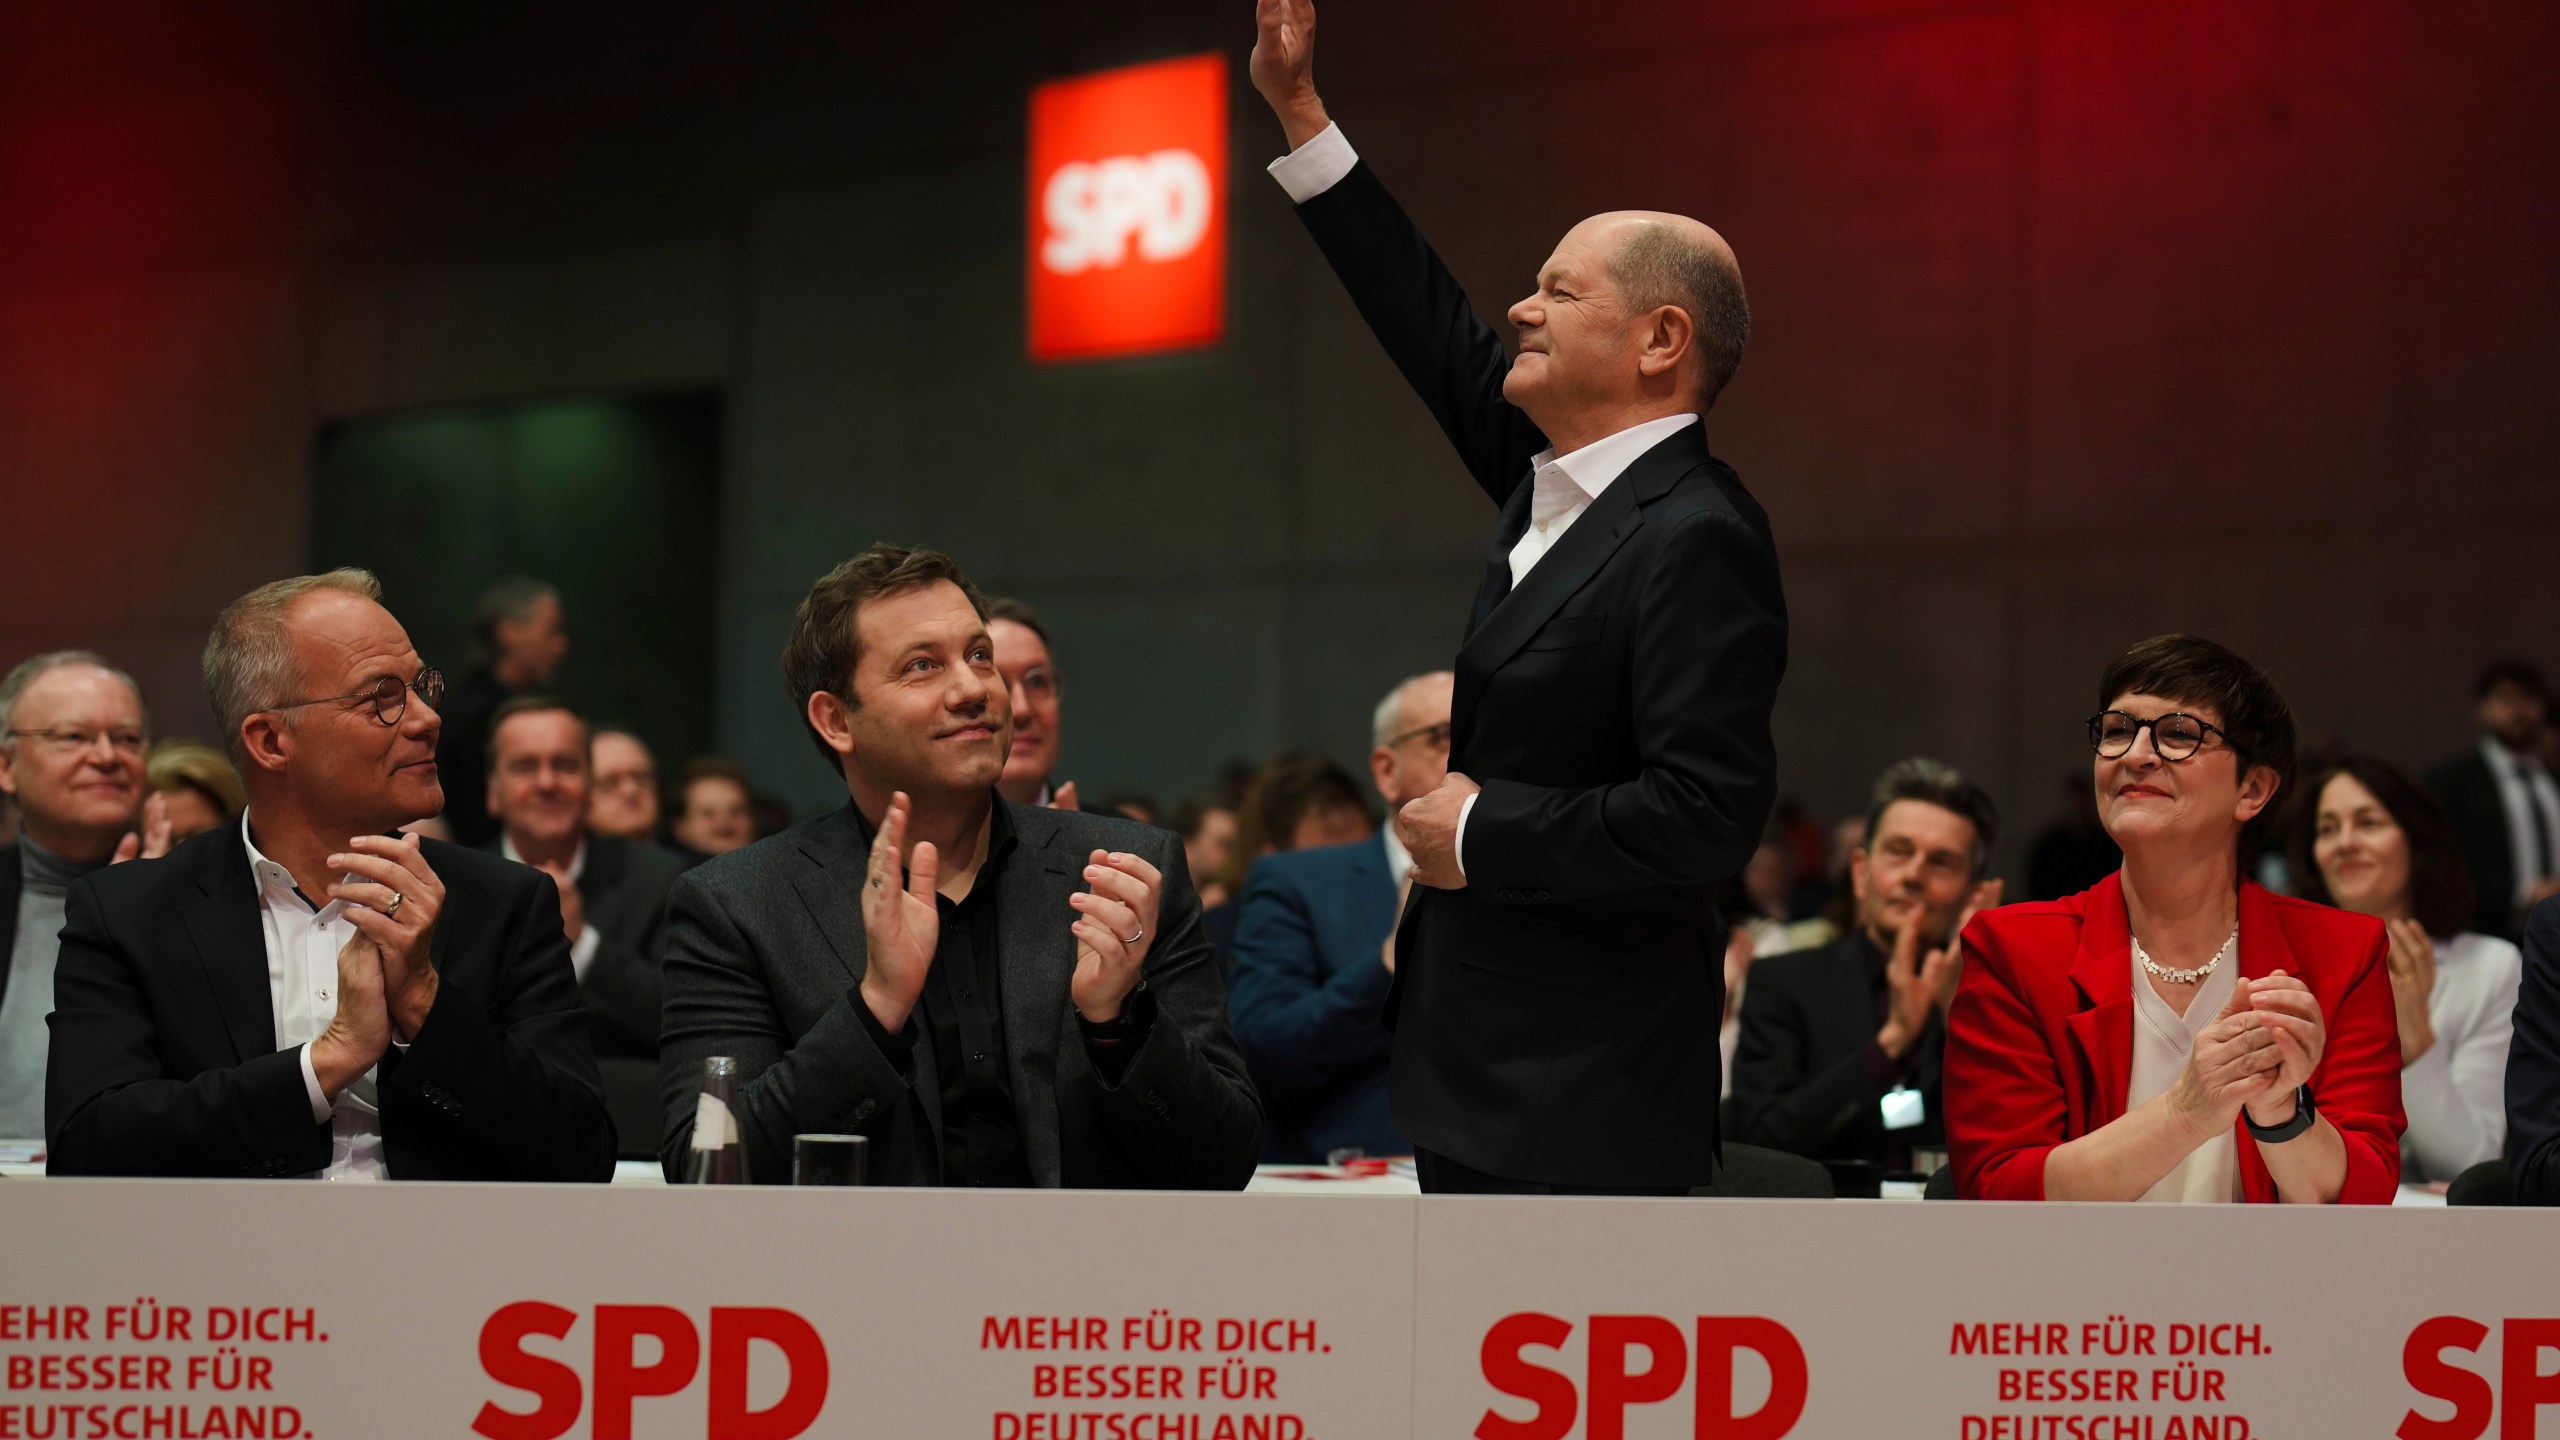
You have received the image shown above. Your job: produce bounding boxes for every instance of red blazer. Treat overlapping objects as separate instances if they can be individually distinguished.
[1946,873,2404,1203]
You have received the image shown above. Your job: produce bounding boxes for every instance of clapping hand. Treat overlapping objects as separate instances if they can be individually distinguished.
[109,792,172,864]
[1071,850,1162,1024]
[2382,918,2437,1066]
[858,792,941,1032]
[2241,969,2326,1127]
[329,833,445,1040]
[2168,977,2285,1139]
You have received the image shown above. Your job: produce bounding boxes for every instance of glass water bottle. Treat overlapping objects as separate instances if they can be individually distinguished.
[683,1055,751,1184]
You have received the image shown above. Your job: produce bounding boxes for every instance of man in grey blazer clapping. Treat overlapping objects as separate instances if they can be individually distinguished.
[657,544,1261,1187]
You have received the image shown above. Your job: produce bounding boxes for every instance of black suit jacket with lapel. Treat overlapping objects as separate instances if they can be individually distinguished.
[2428,750,2522,939]
[655,798,1263,1188]
[45,824,614,1180]
[1295,159,1789,1188]
[478,832,683,1058]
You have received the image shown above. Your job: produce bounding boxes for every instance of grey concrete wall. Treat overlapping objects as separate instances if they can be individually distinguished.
[4,0,2555,879]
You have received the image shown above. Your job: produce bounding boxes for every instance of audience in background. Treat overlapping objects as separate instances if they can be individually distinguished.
[1949,635,2402,1204]
[2027,772,2121,901]
[437,577,570,850]
[1205,750,1377,968]
[1226,673,1450,1163]
[2290,757,2518,1184]
[1172,794,1239,909]
[146,739,245,843]
[2427,660,2560,940]
[1,651,157,1142]
[1098,791,1161,825]
[986,598,1078,811]
[586,726,663,843]
[483,695,687,1160]
[47,569,612,1180]
[1732,758,1999,1175]
[2511,897,2560,1204]
[0,793,15,849]
[668,755,756,866]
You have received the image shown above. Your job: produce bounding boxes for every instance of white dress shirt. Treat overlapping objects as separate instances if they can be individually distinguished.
[498,832,600,981]
[1272,123,1702,881]
[241,811,390,1181]
[2126,948,2242,1204]
[2479,738,2560,907]
[2401,930,2523,1183]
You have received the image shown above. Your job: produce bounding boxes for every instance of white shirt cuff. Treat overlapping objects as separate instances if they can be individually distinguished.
[1453,791,1478,883]
[569,925,602,984]
[1266,122,1357,204]
[297,1044,330,1124]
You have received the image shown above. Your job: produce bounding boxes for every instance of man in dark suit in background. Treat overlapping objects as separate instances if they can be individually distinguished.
[2428,661,2560,941]
[657,545,1260,1188]
[47,570,612,1180]
[481,695,684,1158]
[1227,671,1451,1162]
[436,576,569,850]
[2512,895,2560,1204]
[1252,0,1788,1194]
[1730,759,2000,1173]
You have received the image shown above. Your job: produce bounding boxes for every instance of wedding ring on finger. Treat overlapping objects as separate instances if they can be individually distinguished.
[385,890,404,918]
[1118,927,1145,946]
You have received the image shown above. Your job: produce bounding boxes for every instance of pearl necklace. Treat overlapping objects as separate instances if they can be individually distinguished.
[2133,926,2237,986]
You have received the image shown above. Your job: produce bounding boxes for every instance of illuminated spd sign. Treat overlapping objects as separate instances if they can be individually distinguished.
[1027,53,1227,362]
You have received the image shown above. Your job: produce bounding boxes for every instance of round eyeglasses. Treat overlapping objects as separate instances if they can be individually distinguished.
[2085,709,2244,763]
[268,669,446,727]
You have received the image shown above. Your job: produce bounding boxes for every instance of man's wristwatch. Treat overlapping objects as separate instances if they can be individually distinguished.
[2243,1085,2318,1144]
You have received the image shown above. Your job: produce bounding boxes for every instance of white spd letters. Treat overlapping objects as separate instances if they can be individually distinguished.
[1040,149,1213,274]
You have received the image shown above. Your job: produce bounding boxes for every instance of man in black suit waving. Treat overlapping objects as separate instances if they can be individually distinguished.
[47,570,613,1180]
[656,545,1259,1187]
[1252,0,1789,1193]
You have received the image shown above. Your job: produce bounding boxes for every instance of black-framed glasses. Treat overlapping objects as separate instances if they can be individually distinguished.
[2086,709,2245,763]
[1384,721,1452,752]
[269,668,446,727]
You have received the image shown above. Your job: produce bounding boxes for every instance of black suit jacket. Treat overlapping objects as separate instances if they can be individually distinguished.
[2510,896,2560,1204]
[45,824,614,1180]
[0,847,19,1016]
[1296,161,1788,1187]
[1728,931,1943,1166]
[477,832,682,1058]
[2429,749,2526,939]
[656,799,1262,1188]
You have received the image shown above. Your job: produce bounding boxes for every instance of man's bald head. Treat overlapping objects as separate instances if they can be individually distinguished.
[1594,211,1748,408]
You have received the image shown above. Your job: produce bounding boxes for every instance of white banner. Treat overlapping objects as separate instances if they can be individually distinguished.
[2,1183,2554,1439]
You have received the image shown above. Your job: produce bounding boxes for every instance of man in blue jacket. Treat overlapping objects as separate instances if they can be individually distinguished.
[1227,673,1450,1161]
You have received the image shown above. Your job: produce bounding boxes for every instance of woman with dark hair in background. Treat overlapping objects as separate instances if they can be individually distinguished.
[2290,756,2519,1184]
[1947,635,2403,1202]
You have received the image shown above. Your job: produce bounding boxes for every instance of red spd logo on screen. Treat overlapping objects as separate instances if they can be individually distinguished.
[1027,53,1227,362]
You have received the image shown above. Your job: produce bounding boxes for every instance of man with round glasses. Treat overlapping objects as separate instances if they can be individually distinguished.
[46,569,613,1181]
[0,650,160,1142]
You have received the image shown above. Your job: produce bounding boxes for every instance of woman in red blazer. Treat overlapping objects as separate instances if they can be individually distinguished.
[1947,636,2404,1203]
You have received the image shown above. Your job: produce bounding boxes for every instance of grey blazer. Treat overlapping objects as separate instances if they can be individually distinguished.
[657,798,1262,1187]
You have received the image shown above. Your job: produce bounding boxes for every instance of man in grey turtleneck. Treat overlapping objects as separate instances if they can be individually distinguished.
[0,651,157,1140]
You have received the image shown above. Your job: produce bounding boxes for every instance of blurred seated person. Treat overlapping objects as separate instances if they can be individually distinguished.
[436,577,568,850]
[146,739,244,843]
[1948,635,2403,1203]
[47,569,611,1180]
[986,598,1078,812]
[749,789,794,841]
[2426,660,2560,940]
[586,727,663,843]
[1172,794,1239,909]
[656,545,1259,1187]
[1731,758,2000,1172]
[1226,672,1451,1161]
[669,755,755,866]
[2511,896,2560,1203]
[1204,750,1378,968]
[2,651,159,1142]
[483,695,687,1157]
[1099,791,1161,826]
[2291,757,2517,1184]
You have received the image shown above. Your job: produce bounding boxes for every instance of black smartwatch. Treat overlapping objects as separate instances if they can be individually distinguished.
[2243,1085,2318,1144]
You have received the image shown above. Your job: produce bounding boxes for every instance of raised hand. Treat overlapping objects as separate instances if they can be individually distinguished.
[535,858,586,946]
[308,929,392,1100]
[1249,0,1330,147]
[330,833,445,1040]
[858,792,941,1032]
[1071,849,1163,1024]
[1051,780,1081,813]
[110,792,173,864]
[2381,918,2437,1066]
[2243,969,2328,1125]
[1877,920,1957,1059]
[2167,976,2284,1140]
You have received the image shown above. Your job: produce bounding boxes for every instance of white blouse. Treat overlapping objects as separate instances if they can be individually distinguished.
[2127,949,2243,1204]
[2401,931,2522,1184]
